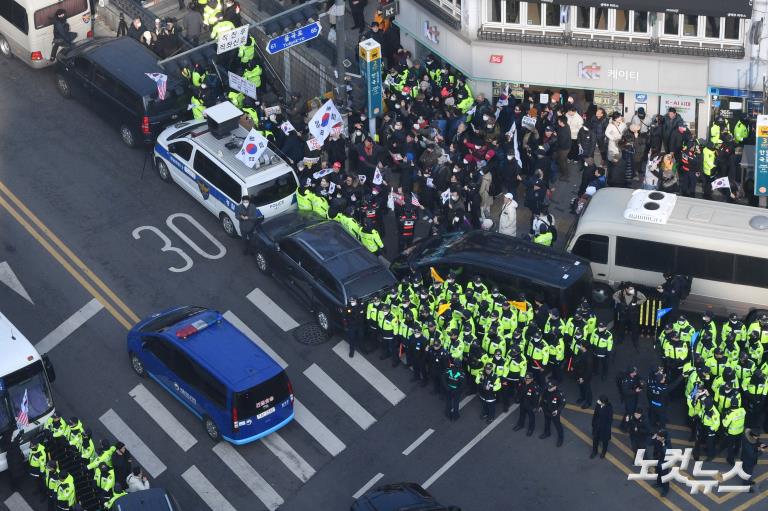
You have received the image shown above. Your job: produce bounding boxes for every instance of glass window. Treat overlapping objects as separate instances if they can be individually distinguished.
[9,0,27,33]
[594,7,608,30]
[506,0,519,23]
[664,14,679,36]
[169,141,193,161]
[724,18,740,40]
[575,6,589,29]
[735,256,768,287]
[704,17,720,38]
[544,3,560,27]
[144,336,176,366]
[633,11,648,32]
[490,0,501,22]
[279,238,308,266]
[193,152,241,201]
[235,372,291,419]
[34,0,88,29]
[187,359,227,409]
[113,82,143,113]
[2,361,54,426]
[73,56,91,77]
[247,170,297,208]
[675,247,734,282]
[615,10,629,32]
[526,1,541,25]
[571,234,608,264]
[93,65,110,89]
[615,237,674,273]
[683,15,698,37]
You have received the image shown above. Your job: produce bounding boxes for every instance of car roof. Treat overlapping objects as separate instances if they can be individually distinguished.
[0,311,41,377]
[69,37,177,97]
[115,488,177,511]
[354,483,448,511]
[163,309,283,391]
[410,231,589,290]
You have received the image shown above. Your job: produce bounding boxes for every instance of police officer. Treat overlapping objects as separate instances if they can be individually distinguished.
[513,372,540,436]
[94,462,115,502]
[444,358,465,421]
[503,346,527,411]
[619,366,643,429]
[55,469,76,510]
[612,282,646,349]
[722,402,747,465]
[409,327,428,383]
[477,363,502,423]
[397,202,418,252]
[378,302,398,362]
[235,195,262,255]
[590,321,613,381]
[346,296,365,358]
[427,338,449,395]
[693,397,720,462]
[646,371,680,429]
[540,379,566,447]
[573,338,594,409]
[627,408,650,452]
[104,483,127,510]
[359,219,384,255]
[651,430,671,497]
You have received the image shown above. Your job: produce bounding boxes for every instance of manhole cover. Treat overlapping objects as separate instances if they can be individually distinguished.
[294,323,328,345]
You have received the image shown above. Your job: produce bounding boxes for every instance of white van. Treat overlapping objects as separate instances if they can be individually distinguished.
[0,311,56,471]
[565,188,768,318]
[153,117,299,237]
[0,0,92,67]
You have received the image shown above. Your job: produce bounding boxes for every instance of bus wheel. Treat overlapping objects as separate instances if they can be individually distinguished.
[203,416,220,442]
[0,35,11,58]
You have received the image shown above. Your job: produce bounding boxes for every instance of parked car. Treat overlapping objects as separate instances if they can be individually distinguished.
[252,211,398,333]
[351,482,459,511]
[54,37,188,147]
[114,488,182,511]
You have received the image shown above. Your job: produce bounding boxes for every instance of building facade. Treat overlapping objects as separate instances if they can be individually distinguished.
[395,0,765,138]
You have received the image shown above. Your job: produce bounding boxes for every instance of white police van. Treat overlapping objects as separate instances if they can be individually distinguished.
[153,102,298,237]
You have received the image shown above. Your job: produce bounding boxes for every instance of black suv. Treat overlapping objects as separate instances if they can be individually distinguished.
[351,483,459,511]
[54,37,188,147]
[252,211,397,333]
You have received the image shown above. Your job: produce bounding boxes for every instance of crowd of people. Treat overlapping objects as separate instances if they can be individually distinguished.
[9,413,150,510]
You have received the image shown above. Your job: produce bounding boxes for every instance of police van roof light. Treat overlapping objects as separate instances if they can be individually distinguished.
[177,319,213,339]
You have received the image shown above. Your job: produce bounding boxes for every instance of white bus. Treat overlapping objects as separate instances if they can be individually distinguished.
[0,0,92,68]
[0,311,56,471]
[565,188,768,318]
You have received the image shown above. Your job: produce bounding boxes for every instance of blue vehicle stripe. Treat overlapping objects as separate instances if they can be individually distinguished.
[222,411,295,445]
[147,372,203,420]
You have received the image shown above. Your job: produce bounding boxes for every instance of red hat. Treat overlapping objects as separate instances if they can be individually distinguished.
[332,161,342,168]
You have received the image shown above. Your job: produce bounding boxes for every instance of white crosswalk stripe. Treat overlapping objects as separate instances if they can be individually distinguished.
[182,465,238,511]
[293,398,346,456]
[35,298,104,354]
[129,383,197,452]
[223,310,288,368]
[247,288,299,331]
[261,432,316,482]
[304,363,376,430]
[352,472,385,499]
[212,442,284,511]
[99,409,167,478]
[3,493,34,511]
[332,341,406,405]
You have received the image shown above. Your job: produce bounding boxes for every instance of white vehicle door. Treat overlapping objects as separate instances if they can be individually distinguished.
[164,141,199,196]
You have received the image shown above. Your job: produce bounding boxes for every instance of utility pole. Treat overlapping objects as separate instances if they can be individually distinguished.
[334,0,347,108]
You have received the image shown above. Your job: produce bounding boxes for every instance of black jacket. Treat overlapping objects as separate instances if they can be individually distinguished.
[555,125,571,151]
[592,402,613,440]
[542,389,566,416]
[112,450,133,486]
[577,127,595,158]
[520,381,541,409]
[573,351,593,383]
[628,415,650,442]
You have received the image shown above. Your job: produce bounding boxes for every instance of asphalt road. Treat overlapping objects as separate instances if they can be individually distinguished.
[1,54,767,511]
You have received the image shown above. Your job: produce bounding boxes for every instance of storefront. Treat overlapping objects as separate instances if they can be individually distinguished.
[396,0,710,132]
[707,87,763,126]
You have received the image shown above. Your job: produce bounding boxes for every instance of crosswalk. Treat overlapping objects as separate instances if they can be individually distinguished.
[53,287,412,511]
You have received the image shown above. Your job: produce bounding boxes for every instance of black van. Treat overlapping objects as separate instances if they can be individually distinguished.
[54,37,188,147]
[391,231,594,317]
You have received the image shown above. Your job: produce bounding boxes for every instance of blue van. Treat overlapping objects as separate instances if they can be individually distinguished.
[127,306,294,444]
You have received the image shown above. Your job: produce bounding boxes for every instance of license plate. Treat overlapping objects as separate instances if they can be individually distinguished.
[256,407,276,419]
[404,221,414,226]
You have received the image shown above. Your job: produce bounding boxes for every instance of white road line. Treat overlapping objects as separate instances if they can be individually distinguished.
[99,409,166,478]
[304,363,376,430]
[333,340,406,405]
[35,298,104,353]
[246,288,299,331]
[212,442,284,511]
[128,384,197,452]
[422,405,518,489]
[182,465,237,511]
[4,493,34,511]
[352,473,385,499]
[401,428,435,456]
[223,311,288,368]
[293,398,346,456]
[458,394,475,410]
[261,432,316,482]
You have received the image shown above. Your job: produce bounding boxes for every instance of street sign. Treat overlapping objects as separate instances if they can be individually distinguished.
[359,38,383,123]
[266,21,322,55]
[755,115,768,196]
[217,24,250,55]
[380,0,399,17]
[228,71,257,100]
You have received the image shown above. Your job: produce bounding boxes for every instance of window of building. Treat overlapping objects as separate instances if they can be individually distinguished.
[594,7,608,30]
[506,0,520,23]
[704,16,719,38]
[663,14,679,36]
[615,9,629,32]
[430,0,461,19]
[575,5,589,28]
[526,1,541,25]
[724,18,740,39]
[490,0,501,22]
[544,3,560,27]
[683,15,698,37]
[633,11,648,32]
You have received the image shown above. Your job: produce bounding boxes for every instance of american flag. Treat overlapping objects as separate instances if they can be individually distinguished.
[145,73,168,100]
[411,192,421,207]
[16,389,29,428]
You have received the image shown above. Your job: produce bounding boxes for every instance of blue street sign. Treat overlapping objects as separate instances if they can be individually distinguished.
[359,39,383,118]
[266,21,322,55]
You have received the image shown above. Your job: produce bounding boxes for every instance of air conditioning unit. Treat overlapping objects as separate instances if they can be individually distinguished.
[204,101,243,139]
[623,189,677,224]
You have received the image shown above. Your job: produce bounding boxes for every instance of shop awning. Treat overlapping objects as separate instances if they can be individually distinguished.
[566,1,753,19]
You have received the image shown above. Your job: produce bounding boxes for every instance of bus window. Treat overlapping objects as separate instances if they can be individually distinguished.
[34,0,88,29]
[3,361,54,424]
[735,255,768,288]
[676,246,734,283]
[616,237,674,273]
[571,234,609,264]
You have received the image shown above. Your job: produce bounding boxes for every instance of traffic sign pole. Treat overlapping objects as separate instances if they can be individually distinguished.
[359,39,383,137]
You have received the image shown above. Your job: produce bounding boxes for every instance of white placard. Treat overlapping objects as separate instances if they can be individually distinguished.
[306,137,323,151]
[217,24,250,55]
[228,71,257,100]
[280,121,296,134]
[264,105,282,117]
[522,115,537,131]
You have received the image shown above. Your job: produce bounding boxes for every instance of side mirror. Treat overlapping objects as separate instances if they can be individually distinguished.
[42,355,56,384]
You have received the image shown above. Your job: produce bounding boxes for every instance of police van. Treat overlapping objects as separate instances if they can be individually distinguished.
[153,102,298,237]
[127,306,294,444]
[0,311,56,471]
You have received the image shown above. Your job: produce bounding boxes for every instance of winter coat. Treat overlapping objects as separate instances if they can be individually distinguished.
[566,112,584,140]
[577,127,596,160]
[479,171,493,209]
[605,121,625,163]
[555,125,571,151]
[498,199,518,237]
[662,114,685,151]
[592,402,614,441]
[589,115,609,151]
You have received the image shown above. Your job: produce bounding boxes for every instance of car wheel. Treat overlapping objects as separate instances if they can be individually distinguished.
[55,75,72,98]
[220,213,238,238]
[0,35,11,58]
[130,352,147,378]
[203,416,220,442]
[316,308,330,333]
[255,252,268,273]
[156,159,172,183]
[120,124,138,148]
